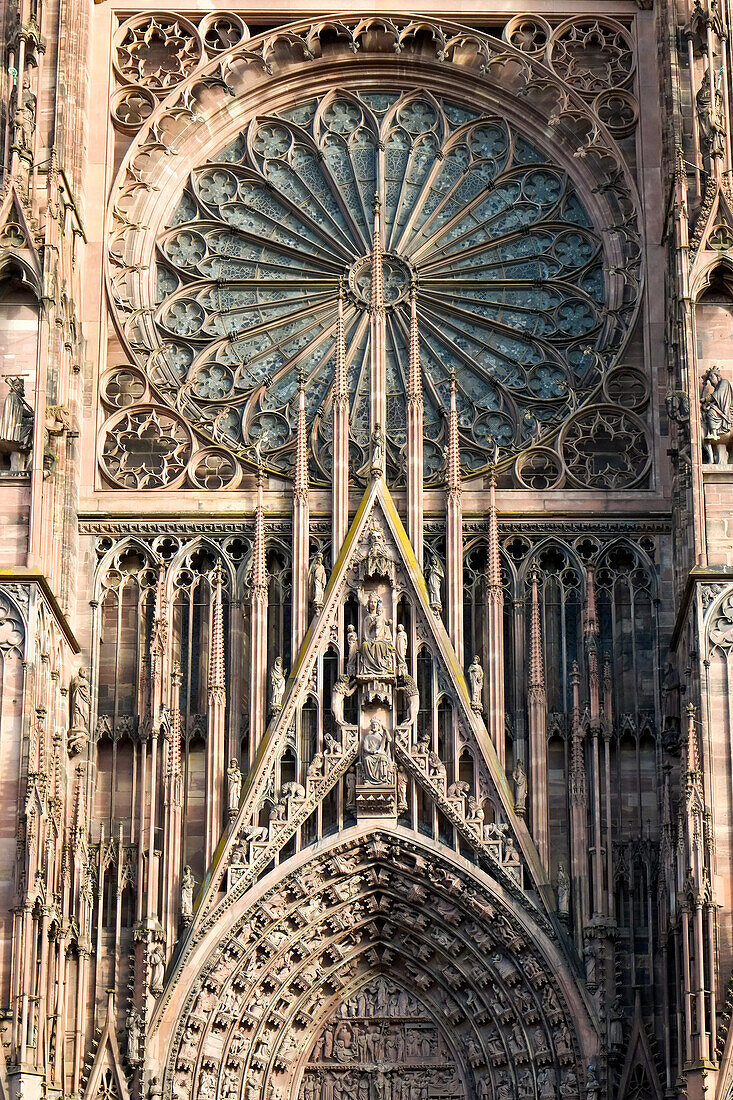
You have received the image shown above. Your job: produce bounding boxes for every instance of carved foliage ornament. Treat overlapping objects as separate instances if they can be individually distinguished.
[105,15,643,489]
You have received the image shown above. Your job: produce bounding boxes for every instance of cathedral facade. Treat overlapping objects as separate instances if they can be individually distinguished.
[0,0,731,1098]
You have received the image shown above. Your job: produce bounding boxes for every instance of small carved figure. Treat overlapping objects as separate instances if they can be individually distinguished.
[608,996,624,1049]
[282,781,305,801]
[426,554,444,610]
[513,759,527,816]
[12,77,36,154]
[359,593,395,677]
[310,551,327,606]
[365,520,392,578]
[346,623,358,677]
[701,364,732,462]
[345,770,356,809]
[697,68,726,168]
[126,1007,143,1065]
[586,1063,599,1100]
[325,732,342,755]
[370,424,385,475]
[307,752,324,780]
[271,657,286,711]
[68,666,91,754]
[447,780,470,801]
[149,942,165,994]
[0,376,33,471]
[665,388,690,424]
[556,862,570,917]
[397,769,408,812]
[181,865,196,923]
[468,655,484,712]
[395,623,408,677]
[227,758,242,816]
[360,717,392,784]
[428,751,446,781]
[148,1076,162,1100]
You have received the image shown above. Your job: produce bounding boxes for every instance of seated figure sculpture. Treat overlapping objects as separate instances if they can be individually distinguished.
[358,594,395,679]
[360,717,393,784]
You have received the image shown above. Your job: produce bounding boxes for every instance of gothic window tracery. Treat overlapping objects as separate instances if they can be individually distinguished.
[135,85,638,485]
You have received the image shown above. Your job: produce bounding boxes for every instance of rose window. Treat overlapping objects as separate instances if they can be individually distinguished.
[150,87,633,484]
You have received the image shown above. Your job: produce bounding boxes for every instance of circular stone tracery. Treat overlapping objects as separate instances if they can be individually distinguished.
[350,252,413,307]
[109,26,642,486]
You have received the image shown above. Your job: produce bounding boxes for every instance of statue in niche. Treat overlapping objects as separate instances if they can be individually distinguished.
[68,666,91,755]
[395,623,408,676]
[397,769,408,812]
[556,862,570,917]
[149,943,165,994]
[700,364,732,462]
[227,759,242,816]
[697,68,726,168]
[370,424,385,476]
[468,654,484,712]
[0,376,33,471]
[310,551,327,607]
[181,865,196,923]
[126,1007,143,1065]
[360,716,393,783]
[662,660,682,752]
[513,760,527,816]
[346,624,358,677]
[12,76,36,155]
[426,554,443,611]
[148,1076,162,1100]
[359,593,395,678]
[271,657,286,711]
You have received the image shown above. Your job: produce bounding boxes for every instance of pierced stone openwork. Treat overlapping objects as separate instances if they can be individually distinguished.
[107,17,643,489]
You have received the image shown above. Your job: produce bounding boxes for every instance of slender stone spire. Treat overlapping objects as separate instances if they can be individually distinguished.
[406,280,424,566]
[527,563,549,866]
[602,651,614,915]
[485,468,505,767]
[569,660,588,948]
[583,566,603,915]
[369,192,387,440]
[249,468,269,767]
[445,368,464,665]
[205,563,226,866]
[162,661,183,948]
[149,560,168,723]
[292,369,309,657]
[332,278,349,563]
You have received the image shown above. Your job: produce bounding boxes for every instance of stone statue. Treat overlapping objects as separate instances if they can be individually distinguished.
[609,996,624,1049]
[701,364,732,461]
[556,862,570,917]
[148,1076,162,1100]
[181,865,196,923]
[468,655,484,712]
[359,594,395,677]
[360,717,392,784]
[69,666,91,755]
[345,770,356,809]
[149,942,165,994]
[697,68,726,168]
[126,1007,142,1064]
[346,624,358,677]
[307,752,324,780]
[0,377,33,471]
[395,623,408,676]
[426,554,443,610]
[227,758,242,816]
[513,760,527,816]
[370,424,385,475]
[271,657,286,711]
[397,769,408,813]
[12,77,36,155]
[310,551,327,607]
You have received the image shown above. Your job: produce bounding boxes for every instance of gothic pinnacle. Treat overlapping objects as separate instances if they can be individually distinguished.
[370,194,385,317]
[447,368,461,493]
[528,564,545,694]
[294,368,308,503]
[407,280,422,406]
